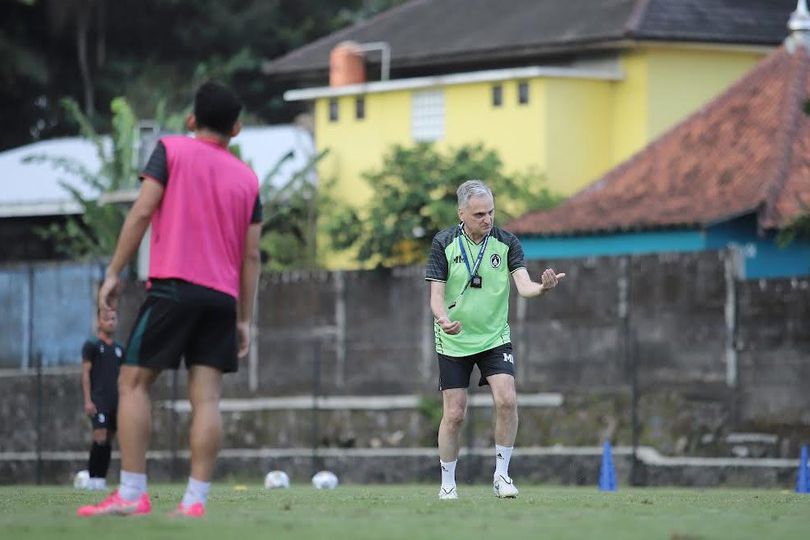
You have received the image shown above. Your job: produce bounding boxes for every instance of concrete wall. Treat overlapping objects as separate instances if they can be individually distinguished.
[1,250,808,485]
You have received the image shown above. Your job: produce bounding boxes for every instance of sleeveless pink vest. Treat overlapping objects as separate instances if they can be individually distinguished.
[148,135,259,298]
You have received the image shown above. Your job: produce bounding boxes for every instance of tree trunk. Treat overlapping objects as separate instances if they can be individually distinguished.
[95,0,105,67]
[76,5,94,118]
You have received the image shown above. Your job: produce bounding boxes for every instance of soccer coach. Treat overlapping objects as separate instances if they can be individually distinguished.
[425,179,564,500]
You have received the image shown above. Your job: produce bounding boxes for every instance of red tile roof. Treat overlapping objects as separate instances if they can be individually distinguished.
[507,42,810,236]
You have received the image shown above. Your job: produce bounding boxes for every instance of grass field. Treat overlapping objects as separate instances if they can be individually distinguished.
[1,484,808,540]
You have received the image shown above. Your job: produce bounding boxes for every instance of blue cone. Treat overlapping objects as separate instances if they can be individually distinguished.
[796,445,809,494]
[599,440,617,492]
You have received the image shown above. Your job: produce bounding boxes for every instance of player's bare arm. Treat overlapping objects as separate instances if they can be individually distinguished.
[81,358,96,416]
[511,267,566,298]
[98,178,165,311]
[429,280,462,335]
[237,223,262,358]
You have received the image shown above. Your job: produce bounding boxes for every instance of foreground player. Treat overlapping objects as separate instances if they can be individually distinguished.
[425,179,564,500]
[78,81,262,518]
[80,308,124,491]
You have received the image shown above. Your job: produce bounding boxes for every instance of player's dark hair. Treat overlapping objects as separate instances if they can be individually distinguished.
[193,80,243,136]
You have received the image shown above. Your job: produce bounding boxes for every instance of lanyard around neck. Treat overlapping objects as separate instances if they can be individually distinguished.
[457,223,489,280]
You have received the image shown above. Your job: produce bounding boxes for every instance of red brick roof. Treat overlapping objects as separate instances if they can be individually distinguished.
[507,43,810,236]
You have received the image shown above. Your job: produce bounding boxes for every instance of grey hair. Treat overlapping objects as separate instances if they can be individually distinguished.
[457,179,493,208]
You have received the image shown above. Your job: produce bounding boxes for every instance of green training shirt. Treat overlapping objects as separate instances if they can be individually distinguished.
[425,224,526,357]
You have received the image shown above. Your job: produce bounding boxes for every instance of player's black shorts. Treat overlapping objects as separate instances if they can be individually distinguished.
[125,279,238,373]
[90,408,117,431]
[437,343,515,391]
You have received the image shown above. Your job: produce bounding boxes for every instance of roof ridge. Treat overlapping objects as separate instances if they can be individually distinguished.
[760,46,810,228]
[624,0,652,36]
[265,0,429,69]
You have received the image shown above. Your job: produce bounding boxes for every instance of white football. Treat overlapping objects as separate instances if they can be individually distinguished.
[264,470,290,489]
[73,470,90,489]
[311,470,339,490]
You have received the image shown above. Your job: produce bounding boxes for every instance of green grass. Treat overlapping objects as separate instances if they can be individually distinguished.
[1,484,808,540]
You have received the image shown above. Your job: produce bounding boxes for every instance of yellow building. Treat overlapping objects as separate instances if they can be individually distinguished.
[264,0,797,268]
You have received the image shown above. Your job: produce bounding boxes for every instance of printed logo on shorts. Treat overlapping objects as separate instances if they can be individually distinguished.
[502,353,514,364]
[115,347,122,358]
[97,413,106,424]
[490,254,502,269]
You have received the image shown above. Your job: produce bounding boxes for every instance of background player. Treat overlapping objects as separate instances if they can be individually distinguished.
[80,307,124,491]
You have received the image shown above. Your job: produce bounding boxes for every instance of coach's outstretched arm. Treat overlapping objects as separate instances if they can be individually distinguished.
[511,267,565,298]
[237,223,262,358]
[99,178,165,311]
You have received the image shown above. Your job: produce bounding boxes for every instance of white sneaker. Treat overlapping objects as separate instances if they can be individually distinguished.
[438,485,458,500]
[493,474,518,498]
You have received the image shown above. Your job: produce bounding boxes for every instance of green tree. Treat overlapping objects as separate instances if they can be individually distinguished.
[1,0,409,150]
[777,205,810,247]
[323,143,562,266]
[258,150,327,271]
[227,141,328,271]
[23,97,139,258]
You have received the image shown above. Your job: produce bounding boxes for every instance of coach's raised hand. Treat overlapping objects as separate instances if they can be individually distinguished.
[539,268,565,293]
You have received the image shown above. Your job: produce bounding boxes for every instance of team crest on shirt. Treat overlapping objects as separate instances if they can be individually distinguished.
[490,254,502,269]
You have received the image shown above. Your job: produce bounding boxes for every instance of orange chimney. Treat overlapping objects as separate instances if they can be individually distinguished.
[329,41,365,87]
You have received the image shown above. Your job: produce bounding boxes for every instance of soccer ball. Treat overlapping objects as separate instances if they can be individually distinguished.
[264,470,290,489]
[311,470,338,490]
[73,470,90,489]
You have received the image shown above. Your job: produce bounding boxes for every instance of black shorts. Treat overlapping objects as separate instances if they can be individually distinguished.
[90,409,117,432]
[437,343,515,391]
[125,279,238,373]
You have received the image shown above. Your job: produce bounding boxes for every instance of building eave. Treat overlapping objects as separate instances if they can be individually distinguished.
[634,39,775,54]
[284,58,623,101]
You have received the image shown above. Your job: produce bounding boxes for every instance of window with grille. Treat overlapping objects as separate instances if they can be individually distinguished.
[411,90,445,141]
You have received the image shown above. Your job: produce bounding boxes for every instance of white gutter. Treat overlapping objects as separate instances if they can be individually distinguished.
[0,189,139,219]
[0,200,83,218]
[285,59,624,101]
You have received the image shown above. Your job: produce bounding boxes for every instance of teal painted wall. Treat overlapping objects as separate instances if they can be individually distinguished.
[517,215,810,279]
[520,229,707,259]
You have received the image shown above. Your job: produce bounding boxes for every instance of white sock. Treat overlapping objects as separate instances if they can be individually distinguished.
[182,477,211,507]
[90,477,107,490]
[495,445,513,478]
[440,460,457,486]
[119,470,147,501]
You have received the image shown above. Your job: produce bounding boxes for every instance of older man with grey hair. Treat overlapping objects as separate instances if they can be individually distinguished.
[425,179,564,500]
